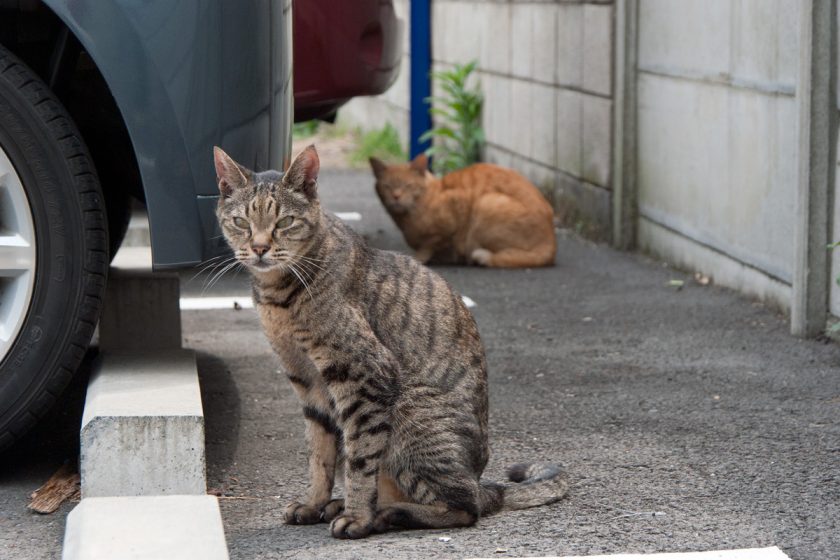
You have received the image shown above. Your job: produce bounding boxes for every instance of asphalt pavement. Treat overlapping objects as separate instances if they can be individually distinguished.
[182,169,840,559]
[1,167,837,559]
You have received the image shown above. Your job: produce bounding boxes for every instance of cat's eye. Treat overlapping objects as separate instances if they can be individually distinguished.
[233,217,250,229]
[276,216,294,229]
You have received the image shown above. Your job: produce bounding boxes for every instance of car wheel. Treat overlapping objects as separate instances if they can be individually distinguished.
[0,45,107,451]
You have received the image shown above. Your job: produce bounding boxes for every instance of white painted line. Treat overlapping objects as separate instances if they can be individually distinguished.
[466,546,791,560]
[180,297,253,310]
[335,211,362,221]
[462,295,477,308]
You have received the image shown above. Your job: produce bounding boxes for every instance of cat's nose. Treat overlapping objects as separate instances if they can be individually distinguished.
[251,243,270,257]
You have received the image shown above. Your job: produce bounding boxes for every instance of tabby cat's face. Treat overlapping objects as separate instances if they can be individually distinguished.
[214,146,321,272]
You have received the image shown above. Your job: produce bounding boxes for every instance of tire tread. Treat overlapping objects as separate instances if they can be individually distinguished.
[0,46,108,448]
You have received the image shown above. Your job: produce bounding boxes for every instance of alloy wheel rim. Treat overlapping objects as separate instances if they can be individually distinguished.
[0,144,37,364]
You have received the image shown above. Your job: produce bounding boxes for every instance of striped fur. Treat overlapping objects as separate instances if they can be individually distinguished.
[214,146,568,539]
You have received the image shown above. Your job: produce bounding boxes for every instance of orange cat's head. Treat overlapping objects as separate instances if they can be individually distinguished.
[369,154,430,216]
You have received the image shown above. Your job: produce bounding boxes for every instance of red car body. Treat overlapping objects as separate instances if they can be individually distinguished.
[293,0,403,122]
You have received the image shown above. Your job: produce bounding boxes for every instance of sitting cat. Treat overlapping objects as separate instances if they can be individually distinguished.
[370,155,557,268]
[214,145,567,539]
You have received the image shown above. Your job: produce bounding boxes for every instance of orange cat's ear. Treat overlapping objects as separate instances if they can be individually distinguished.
[213,147,250,197]
[410,153,428,174]
[285,145,320,199]
[369,157,387,179]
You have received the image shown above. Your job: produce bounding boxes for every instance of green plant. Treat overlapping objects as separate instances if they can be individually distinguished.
[421,60,484,174]
[293,120,320,138]
[349,123,406,165]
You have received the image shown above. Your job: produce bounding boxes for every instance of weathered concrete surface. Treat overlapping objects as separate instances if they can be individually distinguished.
[466,547,791,560]
[636,0,800,305]
[62,495,228,560]
[80,350,206,497]
[100,251,182,351]
[180,170,839,560]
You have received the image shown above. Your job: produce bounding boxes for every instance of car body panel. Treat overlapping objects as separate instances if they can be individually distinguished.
[43,0,293,268]
[293,0,403,122]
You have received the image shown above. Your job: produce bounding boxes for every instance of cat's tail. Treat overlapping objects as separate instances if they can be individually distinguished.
[479,463,568,515]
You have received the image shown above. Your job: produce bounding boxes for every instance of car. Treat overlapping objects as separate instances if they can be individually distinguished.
[293,0,403,122]
[0,0,402,451]
[0,0,294,451]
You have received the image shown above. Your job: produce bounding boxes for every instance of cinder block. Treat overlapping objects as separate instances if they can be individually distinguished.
[511,80,533,158]
[531,3,558,84]
[530,82,557,167]
[511,4,533,79]
[731,0,798,89]
[432,2,450,62]
[553,172,612,232]
[582,3,614,96]
[480,3,511,74]
[484,144,513,169]
[80,350,206,497]
[556,89,583,177]
[100,257,182,352]
[581,95,612,188]
[556,3,583,88]
[638,0,731,76]
[63,495,228,560]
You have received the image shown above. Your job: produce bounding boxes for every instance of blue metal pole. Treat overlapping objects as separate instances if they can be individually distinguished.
[409,0,432,159]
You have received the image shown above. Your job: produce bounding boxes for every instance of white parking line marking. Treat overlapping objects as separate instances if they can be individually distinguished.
[181,295,476,310]
[466,546,792,560]
[180,297,253,310]
[335,212,362,221]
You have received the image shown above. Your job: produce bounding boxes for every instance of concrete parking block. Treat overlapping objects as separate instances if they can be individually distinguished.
[102,245,182,351]
[63,495,228,560]
[80,349,206,497]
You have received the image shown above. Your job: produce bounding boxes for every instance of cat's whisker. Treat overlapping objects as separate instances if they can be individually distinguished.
[284,261,315,301]
[190,256,237,284]
[203,260,240,293]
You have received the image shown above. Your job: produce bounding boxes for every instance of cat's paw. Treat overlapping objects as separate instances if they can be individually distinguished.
[470,248,492,266]
[322,498,345,522]
[330,513,373,539]
[283,501,322,525]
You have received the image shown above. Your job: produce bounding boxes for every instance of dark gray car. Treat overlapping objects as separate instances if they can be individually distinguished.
[0,0,293,449]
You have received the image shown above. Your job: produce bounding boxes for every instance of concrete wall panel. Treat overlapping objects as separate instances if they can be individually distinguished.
[637,73,796,283]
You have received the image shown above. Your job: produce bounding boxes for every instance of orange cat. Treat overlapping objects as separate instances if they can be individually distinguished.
[369,155,556,268]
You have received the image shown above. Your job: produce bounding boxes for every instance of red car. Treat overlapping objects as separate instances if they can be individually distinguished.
[293,0,403,122]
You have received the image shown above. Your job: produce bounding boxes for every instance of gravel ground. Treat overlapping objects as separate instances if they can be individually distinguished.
[181,169,840,560]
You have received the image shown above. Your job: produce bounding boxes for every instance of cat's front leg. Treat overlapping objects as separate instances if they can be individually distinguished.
[321,359,396,538]
[283,408,341,524]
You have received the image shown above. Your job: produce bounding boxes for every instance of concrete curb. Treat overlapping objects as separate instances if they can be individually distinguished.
[80,349,206,497]
[62,495,228,560]
[64,246,228,558]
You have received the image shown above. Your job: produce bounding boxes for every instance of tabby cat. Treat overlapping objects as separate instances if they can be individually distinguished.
[370,155,557,268]
[214,145,567,539]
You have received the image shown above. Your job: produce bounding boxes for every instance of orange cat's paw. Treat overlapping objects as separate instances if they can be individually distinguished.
[470,248,492,266]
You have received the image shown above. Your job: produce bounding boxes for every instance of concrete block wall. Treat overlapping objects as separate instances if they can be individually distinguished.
[338,0,411,148]
[636,0,799,310]
[338,0,616,233]
[432,0,615,231]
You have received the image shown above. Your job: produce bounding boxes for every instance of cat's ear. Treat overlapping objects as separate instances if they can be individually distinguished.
[285,145,320,199]
[213,147,250,197]
[410,153,428,175]
[369,157,387,179]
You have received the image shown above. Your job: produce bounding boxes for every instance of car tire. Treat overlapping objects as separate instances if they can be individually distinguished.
[0,45,107,451]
